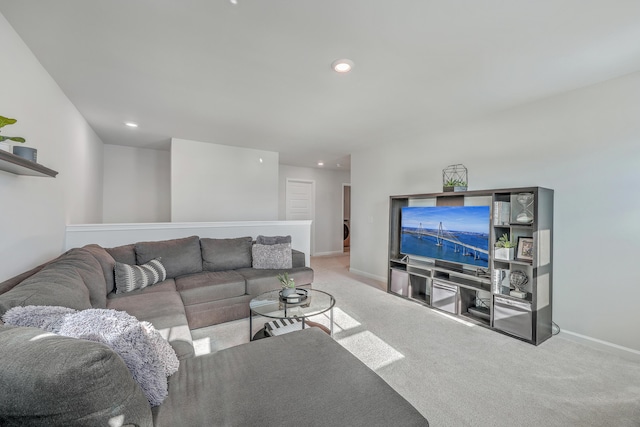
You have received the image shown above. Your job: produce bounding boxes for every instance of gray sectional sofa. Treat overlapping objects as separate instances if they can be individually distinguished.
[0,235,429,426]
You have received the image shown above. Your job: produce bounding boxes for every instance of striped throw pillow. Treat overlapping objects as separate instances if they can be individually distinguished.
[115,258,167,294]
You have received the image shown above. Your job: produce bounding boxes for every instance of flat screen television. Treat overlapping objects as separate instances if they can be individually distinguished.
[400,206,490,271]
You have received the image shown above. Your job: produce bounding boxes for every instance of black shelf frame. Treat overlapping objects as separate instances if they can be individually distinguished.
[388,186,554,345]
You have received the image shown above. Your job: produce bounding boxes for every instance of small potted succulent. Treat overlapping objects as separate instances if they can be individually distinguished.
[0,115,26,153]
[277,272,296,297]
[494,233,515,260]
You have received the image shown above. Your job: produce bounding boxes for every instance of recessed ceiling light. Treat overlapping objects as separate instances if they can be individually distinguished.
[125,122,138,128]
[317,162,324,167]
[259,158,263,163]
[331,59,354,73]
[336,163,341,167]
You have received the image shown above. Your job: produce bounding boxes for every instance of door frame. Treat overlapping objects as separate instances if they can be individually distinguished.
[285,178,316,255]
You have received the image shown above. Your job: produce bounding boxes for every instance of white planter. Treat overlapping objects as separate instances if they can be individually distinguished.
[281,288,296,297]
[494,247,514,261]
[0,141,12,153]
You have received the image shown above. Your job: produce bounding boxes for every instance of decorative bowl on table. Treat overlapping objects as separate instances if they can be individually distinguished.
[279,288,308,303]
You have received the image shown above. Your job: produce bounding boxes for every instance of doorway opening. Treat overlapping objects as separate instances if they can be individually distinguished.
[343,184,351,253]
[286,178,315,255]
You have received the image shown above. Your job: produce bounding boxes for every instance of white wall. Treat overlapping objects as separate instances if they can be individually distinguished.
[350,71,640,351]
[278,165,350,256]
[171,138,279,222]
[0,13,104,282]
[66,221,312,267]
[103,145,170,223]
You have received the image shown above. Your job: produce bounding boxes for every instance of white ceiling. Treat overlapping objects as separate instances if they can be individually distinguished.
[2,1,640,171]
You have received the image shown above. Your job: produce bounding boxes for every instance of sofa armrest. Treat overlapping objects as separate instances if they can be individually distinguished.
[291,249,306,268]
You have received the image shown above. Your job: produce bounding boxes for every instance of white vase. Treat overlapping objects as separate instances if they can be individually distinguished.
[494,247,514,261]
[0,141,11,153]
[282,287,296,297]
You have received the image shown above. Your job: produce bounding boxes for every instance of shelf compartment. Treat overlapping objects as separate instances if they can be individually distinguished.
[409,274,430,304]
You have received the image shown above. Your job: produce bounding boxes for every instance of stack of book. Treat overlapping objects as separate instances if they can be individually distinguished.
[493,201,511,226]
[264,318,304,337]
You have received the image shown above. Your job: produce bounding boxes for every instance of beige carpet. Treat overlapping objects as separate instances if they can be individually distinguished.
[192,254,640,427]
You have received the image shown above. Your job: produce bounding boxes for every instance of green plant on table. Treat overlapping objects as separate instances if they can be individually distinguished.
[0,116,26,143]
[277,272,295,289]
[495,233,515,248]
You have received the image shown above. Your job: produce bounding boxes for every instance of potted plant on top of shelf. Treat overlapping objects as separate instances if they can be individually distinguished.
[0,115,26,153]
[494,233,515,261]
[442,164,468,192]
[443,178,467,192]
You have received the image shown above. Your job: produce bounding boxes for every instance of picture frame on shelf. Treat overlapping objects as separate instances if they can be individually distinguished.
[516,237,534,262]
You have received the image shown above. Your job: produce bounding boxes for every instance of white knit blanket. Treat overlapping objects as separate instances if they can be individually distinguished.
[2,305,179,406]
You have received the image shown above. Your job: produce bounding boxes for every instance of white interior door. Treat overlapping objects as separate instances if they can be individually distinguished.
[286,179,315,254]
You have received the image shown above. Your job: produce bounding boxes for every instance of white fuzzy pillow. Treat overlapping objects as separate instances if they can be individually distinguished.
[252,243,292,269]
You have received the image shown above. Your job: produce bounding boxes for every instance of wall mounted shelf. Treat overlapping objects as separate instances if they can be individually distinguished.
[0,150,58,177]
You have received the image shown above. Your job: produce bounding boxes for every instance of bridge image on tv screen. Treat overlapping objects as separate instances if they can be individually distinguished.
[400,206,490,268]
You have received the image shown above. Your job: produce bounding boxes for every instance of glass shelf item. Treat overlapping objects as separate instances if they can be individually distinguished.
[515,193,534,223]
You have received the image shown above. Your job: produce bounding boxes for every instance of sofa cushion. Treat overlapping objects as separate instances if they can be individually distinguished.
[115,258,167,294]
[291,249,306,268]
[108,278,177,299]
[0,325,153,427]
[200,236,253,271]
[107,290,194,360]
[151,328,429,427]
[238,267,314,296]
[252,243,292,269]
[0,250,95,316]
[81,244,117,294]
[136,236,202,279]
[182,295,253,329]
[106,243,137,265]
[256,235,292,245]
[175,271,246,306]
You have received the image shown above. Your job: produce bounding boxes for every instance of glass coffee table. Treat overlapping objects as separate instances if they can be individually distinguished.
[249,288,335,341]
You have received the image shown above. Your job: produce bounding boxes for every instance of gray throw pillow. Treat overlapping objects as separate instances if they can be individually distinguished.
[201,237,253,271]
[106,243,137,265]
[114,258,167,294]
[0,325,153,425]
[256,235,292,245]
[135,236,202,278]
[252,243,292,269]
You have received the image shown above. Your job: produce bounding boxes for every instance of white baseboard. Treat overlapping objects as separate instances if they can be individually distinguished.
[349,267,387,283]
[561,329,640,357]
[312,251,347,257]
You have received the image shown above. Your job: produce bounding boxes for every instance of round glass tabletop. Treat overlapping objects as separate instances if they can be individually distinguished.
[249,288,335,320]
